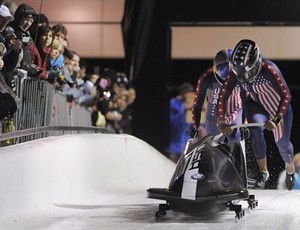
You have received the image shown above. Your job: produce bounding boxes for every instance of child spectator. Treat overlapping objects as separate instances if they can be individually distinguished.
[61,48,75,88]
[52,24,68,42]
[48,38,64,70]
[46,38,65,87]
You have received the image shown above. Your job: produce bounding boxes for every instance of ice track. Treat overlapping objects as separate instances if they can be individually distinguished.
[0,133,299,230]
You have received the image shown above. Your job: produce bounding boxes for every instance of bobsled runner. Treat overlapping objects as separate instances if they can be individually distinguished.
[147,123,264,219]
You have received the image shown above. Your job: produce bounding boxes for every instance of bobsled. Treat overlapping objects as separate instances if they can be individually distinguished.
[147,123,264,219]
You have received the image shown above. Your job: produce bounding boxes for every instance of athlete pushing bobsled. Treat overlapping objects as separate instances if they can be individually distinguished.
[147,46,260,219]
[217,39,295,190]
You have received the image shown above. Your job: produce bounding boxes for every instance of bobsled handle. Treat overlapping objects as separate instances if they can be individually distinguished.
[213,122,265,141]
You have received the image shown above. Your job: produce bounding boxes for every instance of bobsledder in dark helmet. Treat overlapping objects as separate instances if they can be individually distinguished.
[147,123,262,219]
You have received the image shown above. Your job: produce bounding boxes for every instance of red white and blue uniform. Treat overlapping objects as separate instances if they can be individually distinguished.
[192,67,243,142]
[218,59,294,163]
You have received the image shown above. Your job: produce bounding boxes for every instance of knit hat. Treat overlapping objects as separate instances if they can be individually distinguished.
[179,83,194,95]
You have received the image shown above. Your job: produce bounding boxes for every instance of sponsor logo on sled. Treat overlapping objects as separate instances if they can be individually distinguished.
[191,172,205,180]
[189,145,204,170]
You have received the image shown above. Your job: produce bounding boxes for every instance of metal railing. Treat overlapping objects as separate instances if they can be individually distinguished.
[0,126,111,147]
[1,71,106,147]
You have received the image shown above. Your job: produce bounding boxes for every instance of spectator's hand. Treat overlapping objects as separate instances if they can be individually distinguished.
[47,70,59,84]
[107,111,122,121]
[264,120,277,131]
[91,88,98,98]
[114,112,122,121]
[10,38,22,51]
[28,65,42,77]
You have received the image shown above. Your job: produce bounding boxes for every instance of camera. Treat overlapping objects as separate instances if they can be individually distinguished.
[3,26,22,52]
[3,26,15,40]
[28,64,42,77]
[47,67,66,84]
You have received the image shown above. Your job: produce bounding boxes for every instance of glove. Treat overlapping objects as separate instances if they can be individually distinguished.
[28,65,42,77]
[264,115,282,131]
[218,122,233,136]
[264,120,276,131]
[217,117,232,136]
[47,70,60,84]
[189,128,198,138]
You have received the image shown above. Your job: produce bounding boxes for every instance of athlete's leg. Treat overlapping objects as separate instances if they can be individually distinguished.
[244,100,269,188]
[276,105,294,166]
[227,108,243,143]
[275,105,295,190]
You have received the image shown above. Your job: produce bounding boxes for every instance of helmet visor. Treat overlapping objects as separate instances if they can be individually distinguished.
[215,62,231,81]
[232,65,251,83]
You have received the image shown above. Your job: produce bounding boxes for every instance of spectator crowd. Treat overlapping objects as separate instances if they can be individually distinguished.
[0,1,136,135]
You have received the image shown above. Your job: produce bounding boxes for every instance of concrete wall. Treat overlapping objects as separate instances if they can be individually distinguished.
[0,133,175,218]
[11,0,300,59]
[171,26,300,60]
[12,0,125,58]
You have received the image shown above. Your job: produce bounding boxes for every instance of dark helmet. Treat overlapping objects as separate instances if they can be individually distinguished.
[231,39,262,83]
[213,48,233,84]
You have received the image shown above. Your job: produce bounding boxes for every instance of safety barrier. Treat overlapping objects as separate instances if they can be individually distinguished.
[1,71,94,145]
[0,132,175,220]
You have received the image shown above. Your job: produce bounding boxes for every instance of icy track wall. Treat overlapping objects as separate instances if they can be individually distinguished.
[0,134,175,217]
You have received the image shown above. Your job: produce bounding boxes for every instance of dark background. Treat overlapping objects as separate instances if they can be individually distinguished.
[85,57,300,154]
[84,1,300,185]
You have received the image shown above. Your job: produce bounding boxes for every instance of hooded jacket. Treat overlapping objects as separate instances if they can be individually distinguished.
[9,4,37,72]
